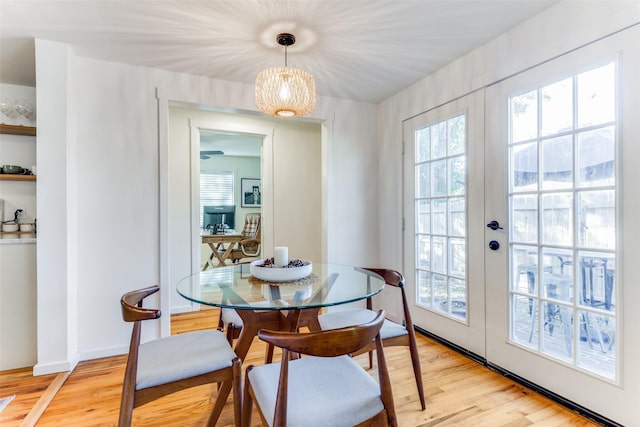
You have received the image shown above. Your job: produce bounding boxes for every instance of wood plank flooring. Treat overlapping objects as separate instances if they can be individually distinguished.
[0,309,600,426]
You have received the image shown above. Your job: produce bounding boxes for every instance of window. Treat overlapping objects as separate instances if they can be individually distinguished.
[414,114,467,321]
[509,62,617,379]
[200,171,234,225]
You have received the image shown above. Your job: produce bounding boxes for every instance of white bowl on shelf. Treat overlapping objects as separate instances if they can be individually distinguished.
[2,222,19,232]
[250,259,313,282]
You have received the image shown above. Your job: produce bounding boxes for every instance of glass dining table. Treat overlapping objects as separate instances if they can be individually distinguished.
[176,262,385,360]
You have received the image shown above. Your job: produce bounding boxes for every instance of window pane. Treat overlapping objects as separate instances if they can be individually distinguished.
[448,115,465,155]
[577,63,615,128]
[578,251,615,312]
[512,142,538,192]
[541,301,573,362]
[416,270,432,306]
[432,274,447,313]
[200,172,234,226]
[578,190,615,249]
[449,197,465,237]
[432,198,447,235]
[432,159,447,196]
[542,247,573,303]
[577,127,615,188]
[449,238,465,277]
[449,277,467,320]
[542,136,573,190]
[512,245,537,294]
[431,236,447,274]
[542,193,573,246]
[449,155,465,196]
[541,77,573,136]
[415,163,430,197]
[417,235,430,269]
[512,294,538,348]
[415,127,430,162]
[416,199,430,234]
[511,90,538,143]
[431,121,447,159]
[577,311,615,379]
[511,194,538,243]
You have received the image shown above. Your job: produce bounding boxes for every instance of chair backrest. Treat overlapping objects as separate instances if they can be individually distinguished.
[240,213,261,239]
[258,309,386,357]
[257,310,396,426]
[121,285,161,322]
[362,268,414,329]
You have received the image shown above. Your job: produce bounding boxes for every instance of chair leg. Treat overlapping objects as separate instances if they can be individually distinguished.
[265,343,275,363]
[408,332,426,410]
[226,323,236,345]
[368,350,373,370]
[241,366,255,427]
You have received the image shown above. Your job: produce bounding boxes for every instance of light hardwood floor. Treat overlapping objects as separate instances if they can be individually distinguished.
[1,309,600,426]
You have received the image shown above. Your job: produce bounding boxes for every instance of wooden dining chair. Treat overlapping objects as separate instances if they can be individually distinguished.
[317,268,426,410]
[119,285,242,427]
[241,310,397,427]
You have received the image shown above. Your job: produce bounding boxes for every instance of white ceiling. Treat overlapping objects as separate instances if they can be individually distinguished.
[0,0,559,104]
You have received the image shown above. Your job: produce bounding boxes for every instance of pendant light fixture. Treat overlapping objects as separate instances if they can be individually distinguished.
[255,33,316,117]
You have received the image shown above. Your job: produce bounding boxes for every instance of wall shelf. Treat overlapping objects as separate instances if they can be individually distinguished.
[0,174,36,181]
[0,124,37,136]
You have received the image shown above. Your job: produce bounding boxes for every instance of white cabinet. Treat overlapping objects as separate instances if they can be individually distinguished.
[0,242,37,370]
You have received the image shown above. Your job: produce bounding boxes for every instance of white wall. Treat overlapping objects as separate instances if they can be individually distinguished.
[33,41,378,373]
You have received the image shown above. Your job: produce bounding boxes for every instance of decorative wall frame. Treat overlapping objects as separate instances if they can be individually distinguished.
[241,178,261,207]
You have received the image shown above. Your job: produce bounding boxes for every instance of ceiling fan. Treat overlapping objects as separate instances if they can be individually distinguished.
[200,150,224,159]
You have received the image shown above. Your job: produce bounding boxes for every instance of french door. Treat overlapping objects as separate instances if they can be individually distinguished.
[402,90,486,356]
[405,25,640,425]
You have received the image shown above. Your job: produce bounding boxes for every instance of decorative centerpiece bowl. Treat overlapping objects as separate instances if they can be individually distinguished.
[250,258,313,282]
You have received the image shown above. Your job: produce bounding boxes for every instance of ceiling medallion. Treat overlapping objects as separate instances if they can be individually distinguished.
[255,33,316,117]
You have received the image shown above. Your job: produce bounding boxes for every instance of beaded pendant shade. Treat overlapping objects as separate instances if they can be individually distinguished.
[255,33,316,117]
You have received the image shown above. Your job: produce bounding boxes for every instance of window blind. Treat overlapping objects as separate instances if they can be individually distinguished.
[200,172,234,225]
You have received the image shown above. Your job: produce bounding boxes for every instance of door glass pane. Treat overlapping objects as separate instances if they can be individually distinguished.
[508,62,617,380]
[431,121,447,159]
[512,194,538,243]
[541,77,573,136]
[577,63,615,128]
[416,163,430,198]
[511,142,538,192]
[511,90,538,143]
[449,155,465,196]
[577,127,615,187]
[542,136,573,190]
[414,114,467,321]
[415,127,430,162]
[416,199,431,234]
[541,193,573,246]
[432,159,447,196]
[449,197,465,237]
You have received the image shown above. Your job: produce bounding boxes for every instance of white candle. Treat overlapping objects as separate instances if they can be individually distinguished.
[274,246,288,267]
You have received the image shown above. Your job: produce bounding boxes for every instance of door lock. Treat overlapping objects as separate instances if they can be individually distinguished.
[489,240,500,251]
[486,220,504,230]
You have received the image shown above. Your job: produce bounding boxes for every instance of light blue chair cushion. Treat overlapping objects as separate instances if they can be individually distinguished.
[248,355,384,427]
[318,309,407,340]
[136,329,236,390]
[221,307,243,326]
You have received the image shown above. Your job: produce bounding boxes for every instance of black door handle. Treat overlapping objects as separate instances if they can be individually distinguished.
[489,240,500,250]
[487,220,503,230]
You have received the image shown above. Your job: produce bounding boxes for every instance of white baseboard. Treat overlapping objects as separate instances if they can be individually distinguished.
[33,354,79,376]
